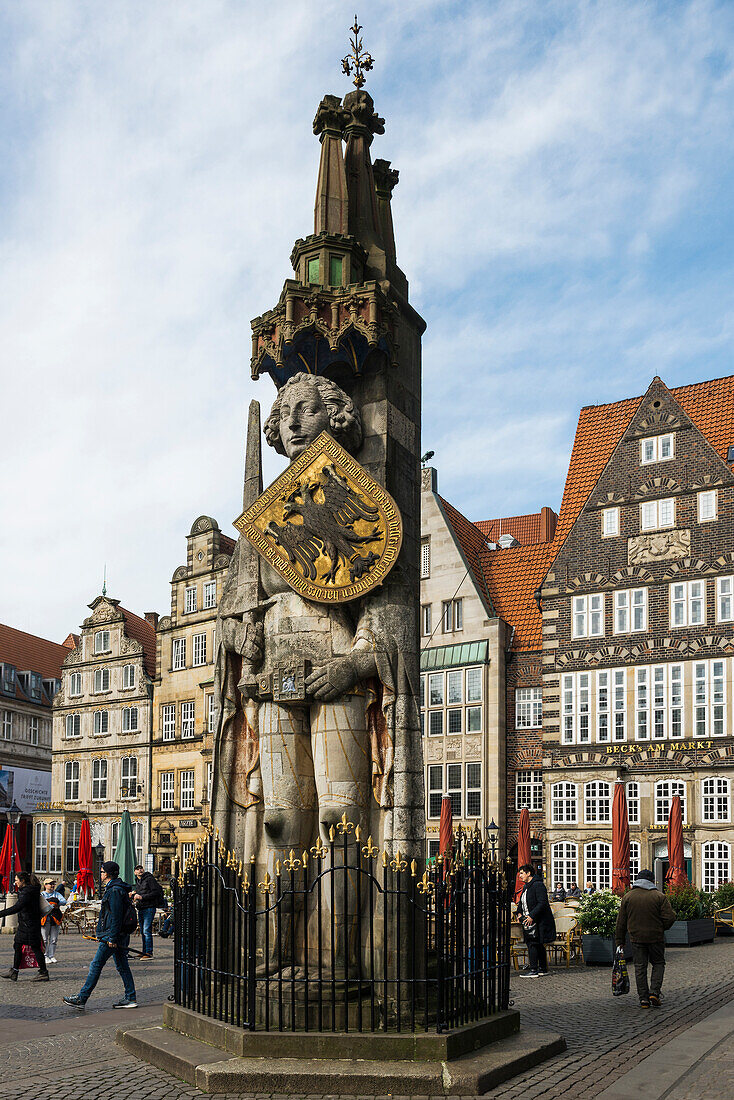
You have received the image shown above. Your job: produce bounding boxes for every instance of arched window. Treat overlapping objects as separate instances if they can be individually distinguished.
[551,782,577,824]
[584,781,612,824]
[34,822,48,872]
[551,842,578,890]
[702,778,730,823]
[584,842,612,891]
[702,842,731,892]
[66,821,81,874]
[655,780,686,824]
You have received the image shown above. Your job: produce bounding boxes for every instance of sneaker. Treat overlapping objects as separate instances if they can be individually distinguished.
[538,969,550,976]
[1,969,18,981]
[137,954,153,960]
[112,998,138,1009]
[63,996,85,1010]
[649,993,661,1007]
[32,973,50,982]
[640,999,650,1008]
[520,970,541,978]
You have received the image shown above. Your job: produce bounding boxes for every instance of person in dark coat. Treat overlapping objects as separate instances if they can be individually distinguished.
[131,865,165,959]
[63,861,137,1010]
[517,864,556,977]
[615,869,676,1008]
[566,882,582,899]
[0,872,49,981]
[551,883,567,901]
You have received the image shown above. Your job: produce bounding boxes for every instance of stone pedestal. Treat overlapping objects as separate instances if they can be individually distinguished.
[1,893,18,934]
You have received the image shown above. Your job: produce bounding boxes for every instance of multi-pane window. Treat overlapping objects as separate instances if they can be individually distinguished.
[584,842,611,890]
[49,822,62,873]
[180,769,196,810]
[93,710,109,735]
[466,706,482,732]
[515,770,543,812]
[66,821,81,873]
[421,604,432,636]
[584,781,612,824]
[602,508,619,536]
[466,667,482,702]
[34,822,48,872]
[420,540,430,579]
[515,688,542,728]
[122,664,136,689]
[181,701,195,739]
[655,780,686,824]
[2,711,11,740]
[640,434,673,464]
[185,585,197,614]
[427,765,443,818]
[94,630,110,653]
[29,716,39,745]
[614,588,647,634]
[162,703,176,740]
[203,580,217,609]
[572,593,604,638]
[640,498,675,530]
[92,759,108,801]
[161,771,175,811]
[447,670,462,705]
[717,577,734,623]
[68,704,90,743]
[428,711,443,736]
[551,842,578,890]
[428,673,443,707]
[207,694,217,734]
[671,581,705,627]
[626,782,640,824]
[694,660,725,737]
[629,842,641,883]
[69,672,82,696]
[121,756,138,798]
[207,762,213,802]
[465,762,481,817]
[133,821,144,868]
[423,666,482,736]
[446,763,462,818]
[447,709,462,734]
[172,638,186,670]
[442,599,463,633]
[94,668,111,693]
[64,761,79,801]
[702,777,730,822]
[551,782,577,824]
[181,842,196,866]
[698,490,717,522]
[703,842,731,892]
[192,633,207,666]
[562,672,591,744]
[122,706,139,732]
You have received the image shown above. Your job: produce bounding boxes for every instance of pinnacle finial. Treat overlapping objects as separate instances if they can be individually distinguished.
[342,15,374,90]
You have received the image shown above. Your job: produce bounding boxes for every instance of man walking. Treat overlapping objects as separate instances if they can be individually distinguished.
[615,869,676,1008]
[63,861,137,1010]
[131,864,164,960]
[517,864,556,978]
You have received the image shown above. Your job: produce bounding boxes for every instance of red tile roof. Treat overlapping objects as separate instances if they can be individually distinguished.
[481,543,555,651]
[476,508,558,546]
[219,533,236,556]
[0,623,71,680]
[119,607,157,678]
[438,496,494,614]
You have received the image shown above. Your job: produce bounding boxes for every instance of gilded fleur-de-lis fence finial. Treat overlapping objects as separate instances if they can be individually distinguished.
[341,15,374,89]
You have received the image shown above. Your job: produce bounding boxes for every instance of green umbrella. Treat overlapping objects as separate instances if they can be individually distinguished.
[113,809,136,887]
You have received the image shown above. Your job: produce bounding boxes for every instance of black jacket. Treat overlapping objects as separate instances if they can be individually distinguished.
[0,883,43,945]
[133,871,164,910]
[519,876,556,944]
[97,878,131,945]
[551,887,567,901]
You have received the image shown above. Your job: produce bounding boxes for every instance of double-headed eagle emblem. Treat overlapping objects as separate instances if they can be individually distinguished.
[235,432,402,603]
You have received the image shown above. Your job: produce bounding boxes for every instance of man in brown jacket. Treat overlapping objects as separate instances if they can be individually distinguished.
[615,869,677,1008]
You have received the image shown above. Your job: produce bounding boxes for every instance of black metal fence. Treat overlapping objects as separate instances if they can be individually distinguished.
[173,821,511,1033]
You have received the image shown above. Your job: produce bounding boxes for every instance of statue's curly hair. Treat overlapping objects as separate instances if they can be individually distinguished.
[263,372,362,456]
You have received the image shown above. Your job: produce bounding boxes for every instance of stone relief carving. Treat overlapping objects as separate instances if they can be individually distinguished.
[464,735,481,757]
[628,528,690,565]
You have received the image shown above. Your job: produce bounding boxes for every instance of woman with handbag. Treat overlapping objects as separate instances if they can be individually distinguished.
[0,872,49,981]
[517,864,556,978]
[41,879,67,964]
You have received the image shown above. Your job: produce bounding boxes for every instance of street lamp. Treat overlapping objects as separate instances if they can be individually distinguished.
[485,818,498,861]
[5,801,22,895]
[94,842,105,897]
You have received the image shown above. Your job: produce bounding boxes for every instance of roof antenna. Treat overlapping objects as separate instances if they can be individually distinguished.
[102,564,107,597]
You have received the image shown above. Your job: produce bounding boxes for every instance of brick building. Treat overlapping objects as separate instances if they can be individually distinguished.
[539,375,734,892]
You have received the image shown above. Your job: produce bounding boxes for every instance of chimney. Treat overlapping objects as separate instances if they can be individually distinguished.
[145,612,159,631]
[540,507,557,542]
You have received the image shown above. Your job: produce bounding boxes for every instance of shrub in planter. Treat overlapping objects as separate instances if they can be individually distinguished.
[667,884,712,920]
[714,882,734,910]
[578,890,621,937]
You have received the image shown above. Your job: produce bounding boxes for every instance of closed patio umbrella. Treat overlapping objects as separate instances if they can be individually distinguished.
[666,795,688,889]
[439,795,453,868]
[514,807,531,902]
[113,810,136,887]
[0,826,22,892]
[612,781,631,896]
[76,818,95,898]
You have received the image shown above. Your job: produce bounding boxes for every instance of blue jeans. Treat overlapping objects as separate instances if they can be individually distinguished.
[79,942,135,1003]
[139,907,156,955]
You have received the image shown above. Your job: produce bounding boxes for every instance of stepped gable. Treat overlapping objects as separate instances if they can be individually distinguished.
[119,606,157,677]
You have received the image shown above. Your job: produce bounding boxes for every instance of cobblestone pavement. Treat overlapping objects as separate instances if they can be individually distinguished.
[0,933,732,1099]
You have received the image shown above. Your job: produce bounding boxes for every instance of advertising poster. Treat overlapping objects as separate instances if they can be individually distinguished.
[0,767,51,815]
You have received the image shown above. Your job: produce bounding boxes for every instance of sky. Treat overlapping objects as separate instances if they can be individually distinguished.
[2,0,734,641]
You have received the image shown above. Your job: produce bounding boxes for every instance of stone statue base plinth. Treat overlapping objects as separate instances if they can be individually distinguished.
[1,893,18,934]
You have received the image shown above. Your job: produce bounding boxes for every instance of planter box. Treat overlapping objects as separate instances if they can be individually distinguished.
[664,919,715,947]
[582,934,615,965]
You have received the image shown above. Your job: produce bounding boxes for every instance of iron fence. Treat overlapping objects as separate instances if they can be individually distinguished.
[173,820,511,1033]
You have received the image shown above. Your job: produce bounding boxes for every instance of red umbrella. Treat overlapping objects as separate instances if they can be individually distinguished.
[76,819,95,898]
[439,795,453,870]
[514,807,531,901]
[612,781,631,895]
[666,795,688,889]
[0,826,22,892]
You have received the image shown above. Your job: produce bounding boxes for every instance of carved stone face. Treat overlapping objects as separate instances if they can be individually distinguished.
[278,381,330,459]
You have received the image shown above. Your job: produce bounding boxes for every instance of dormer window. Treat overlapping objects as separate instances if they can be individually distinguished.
[30,673,42,700]
[1,664,15,695]
[641,434,674,464]
[94,630,110,654]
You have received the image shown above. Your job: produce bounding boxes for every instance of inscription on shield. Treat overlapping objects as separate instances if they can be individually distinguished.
[234,431,403,603]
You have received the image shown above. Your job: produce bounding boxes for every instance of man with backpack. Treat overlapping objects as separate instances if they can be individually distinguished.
[62,861,138,1010]
[131,864,165,960]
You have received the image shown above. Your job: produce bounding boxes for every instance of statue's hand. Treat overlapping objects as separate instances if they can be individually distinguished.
[306,656,357,702]
[239,621,264,672]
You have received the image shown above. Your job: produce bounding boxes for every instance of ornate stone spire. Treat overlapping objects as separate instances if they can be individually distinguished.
[312,95,349,236]
[343,88,385,272]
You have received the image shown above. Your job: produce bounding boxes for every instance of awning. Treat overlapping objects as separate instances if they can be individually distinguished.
[420,641,489,672]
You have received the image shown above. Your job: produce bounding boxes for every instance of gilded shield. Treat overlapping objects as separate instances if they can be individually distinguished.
[234,431,402,603]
